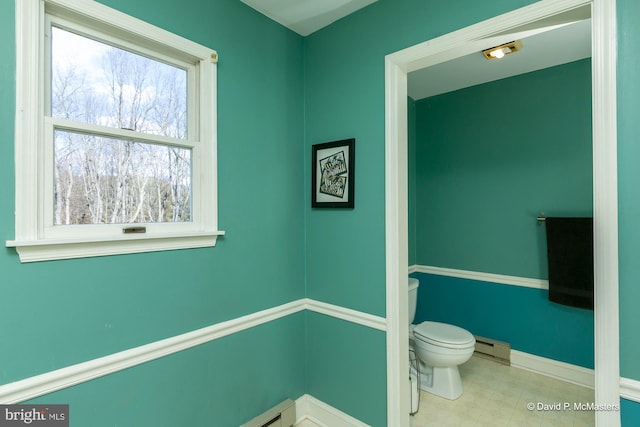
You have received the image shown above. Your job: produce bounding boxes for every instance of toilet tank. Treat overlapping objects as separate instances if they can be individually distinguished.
[408,278,419,324]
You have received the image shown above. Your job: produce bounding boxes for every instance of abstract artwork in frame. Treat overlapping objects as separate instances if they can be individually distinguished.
[312,138,355,209]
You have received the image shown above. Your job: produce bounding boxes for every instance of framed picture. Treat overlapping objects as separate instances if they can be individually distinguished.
[312,138,355,209]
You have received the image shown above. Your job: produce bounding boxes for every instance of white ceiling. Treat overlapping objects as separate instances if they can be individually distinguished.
[240,0,377,36]
[408,18,592,100]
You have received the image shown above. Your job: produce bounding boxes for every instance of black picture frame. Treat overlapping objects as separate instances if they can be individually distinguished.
[312,138,355,209]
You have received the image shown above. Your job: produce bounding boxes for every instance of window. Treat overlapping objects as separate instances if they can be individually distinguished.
[8,0,223,262]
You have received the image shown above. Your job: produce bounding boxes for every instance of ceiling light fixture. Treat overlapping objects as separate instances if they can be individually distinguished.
[482,40,523,60]
[490,49,505,59]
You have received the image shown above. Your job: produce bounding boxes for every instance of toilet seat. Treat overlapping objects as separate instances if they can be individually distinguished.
[414,321,475,349]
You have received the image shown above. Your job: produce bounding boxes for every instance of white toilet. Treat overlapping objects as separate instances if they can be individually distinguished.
[408,277,475,400]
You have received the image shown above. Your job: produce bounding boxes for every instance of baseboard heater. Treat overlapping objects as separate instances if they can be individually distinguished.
[474,335,511,365]
[240,399,295,427]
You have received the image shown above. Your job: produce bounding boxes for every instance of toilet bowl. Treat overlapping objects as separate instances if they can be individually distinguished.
[408,278,475,400]
[411,321,475,400]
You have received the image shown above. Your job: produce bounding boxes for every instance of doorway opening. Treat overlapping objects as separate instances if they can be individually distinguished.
[384,1,618,426]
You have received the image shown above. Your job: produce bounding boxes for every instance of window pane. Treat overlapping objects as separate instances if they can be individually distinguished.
[54,129,192,225]
[51,26,188,139]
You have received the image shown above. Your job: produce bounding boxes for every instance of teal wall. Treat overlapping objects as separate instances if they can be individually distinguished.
[410,61,594,368]
[304,0,535,316]
[0,0,306,425]
[303,0,538,425]
[28,314,305,426]
[622,398,640,426]
[618,0,640,383]
[413,59,593,279]
[618,0,640,421]
[305,312,387,426]
[304,0,640,423]
[2,0,640,425]
[412,272,594,368]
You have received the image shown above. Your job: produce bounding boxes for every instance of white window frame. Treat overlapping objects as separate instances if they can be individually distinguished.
[7,0,224,263]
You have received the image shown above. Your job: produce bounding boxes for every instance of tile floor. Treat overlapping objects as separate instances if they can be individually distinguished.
[410,355,595,427]
[295,356,594,426]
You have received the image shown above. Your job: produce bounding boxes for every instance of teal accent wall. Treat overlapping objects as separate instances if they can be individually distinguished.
[28,314,305,427]
[304,0,536,317]
[622,399,640,426]
[305,312,387,426]
[409,61,594,369]
[619,0,640,419]
[303,1,542,425]
[2,0,640,425]
[0,0,306,424]
[414,59,593,279]
[618,0,640,388]
[413,272,594,368]
[619,0,640,421]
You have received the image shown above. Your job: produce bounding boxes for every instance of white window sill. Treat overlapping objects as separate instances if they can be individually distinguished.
[5,231,225,263]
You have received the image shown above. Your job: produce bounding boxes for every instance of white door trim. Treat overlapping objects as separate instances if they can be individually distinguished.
[384,0,619,425]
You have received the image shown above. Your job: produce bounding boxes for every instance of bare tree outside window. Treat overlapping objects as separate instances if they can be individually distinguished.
[51,26,191,225]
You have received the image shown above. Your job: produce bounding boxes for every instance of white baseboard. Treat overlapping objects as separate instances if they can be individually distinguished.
[295,395,369,427]
[511,350,595,389]
[410,265,549,290]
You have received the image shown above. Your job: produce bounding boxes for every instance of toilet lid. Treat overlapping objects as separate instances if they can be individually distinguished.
[413,321,475,348]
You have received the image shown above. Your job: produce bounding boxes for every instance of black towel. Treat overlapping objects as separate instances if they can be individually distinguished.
[545,217,594,310]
